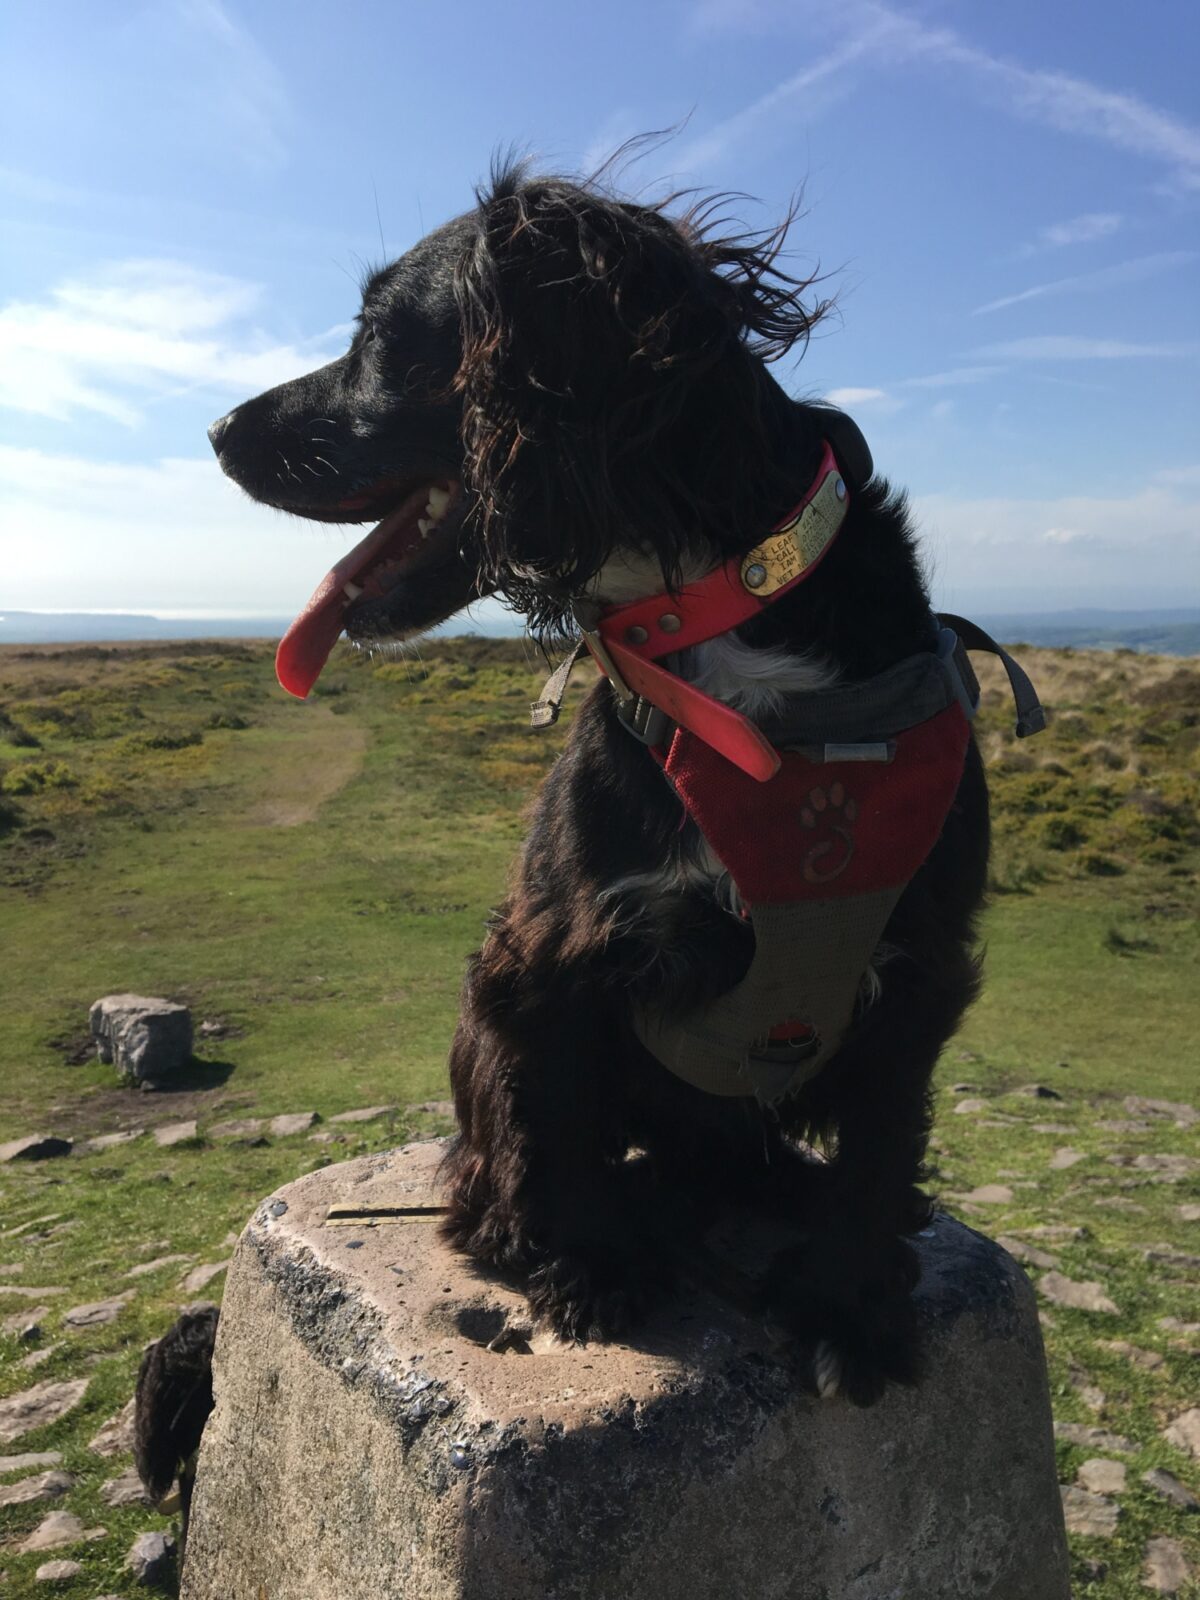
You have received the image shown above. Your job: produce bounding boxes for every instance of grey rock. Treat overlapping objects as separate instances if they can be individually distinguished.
[1143,1537,1192,1595]
[180,1141,1072,1600]
[1158,1316,1200,1337]
[998,1237,1060,1271]
[20,1509,87,1552]
[125,1254,191,1279]
[957,1183,1014,1204]
[1023,1225,1086,1240]
[89,1396,136,1458]
[2,1303,51,1338]
[1017,1084,1062,1100]
[1124,1095,1197,1128]
[1178,1204,1200,1222]
[127,1529,176,1585]
[0,1283,68,1298]
[1059,1485,1120,1537]
[1098,1339,1164,1371]
[952,1097,987,1115]
[1032,1123,1074,1134]
[268,1112,318,1137]
[34,1560,83,1583]
[1038,1272,1118,1314]
[83,1128,145,1154]
[1164,1408,1200,1458]
[329,1104,395,1124]
[0,1469,73,1507]
[209,1117,264,1138]
[1142,1468,1199,1511]
[64,1291,134,1329]
[180,1260,230,1294]
[1053,1422,1134,1452]
[90,993,193,1084]
[1049,1148,1085,1170]
[20,1343,61,1371]
[1077,1458,1126,1495]
[153,1119,198,1147]
[1143,1247,1200,1270]
[100,1468,152,1507]
[0,1449,62,1473]
[0,1135,72,1163]
[0,1379,89,1446]
[413,1100,455,1118]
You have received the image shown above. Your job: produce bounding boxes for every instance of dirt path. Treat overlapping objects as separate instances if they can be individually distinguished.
[246,705,369,827]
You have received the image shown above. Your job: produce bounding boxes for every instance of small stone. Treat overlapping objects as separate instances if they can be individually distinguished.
[1142,1468,1199,1511]
[1158,1316,1200,1337]
[1178,1204,1200,1223]
[1077,1458,1126,1495]
[1053,1422,1134,1453]
[1144,1247,1200,1270]
[0,1379,89,1447]
[181,1260,230,1294]
[1071,1377,1106,1411]
[126,1528,176,1584]
[0,1284,68,1298]
[413,1100,455,1118]
[0,1469,74,1507]
[2,1304,51,1338]
[19,1509,87,1552]
[269,1112,318,1137]
[20,1344,61,1371]
[1017,1084,1062,1100]
[1060,1484,1120,1537]
[1124,1095,1197,1128]
[83,1128,145,1153]
[1096,1119,1152,1133]
[100,1467,152,1507]
[0,1449,62,1473]
[1164,1408,1200,1458]
[1032,1123,1074,1134]
[959,1184,1013,1205]
[1092,1197,1147,1212]
[153,1120,198,1147]
[209,1117,264,1138]
[1098,1340,1164,1371]
[0,1135,73,1163]
[89,1396,135,1458]
[998,1236,1060,1270]
[34,1559,83,1583]
[952,1098,986,1115]
[125,1254,191,1279]
[1024,1225,1085,1240]
[949,1081,975,1092]
[1038,1272,1118,1314]
[1143,1536,1192,1595]
[64,1291,134,1329]
[1049,1148,1085,1170]
[329,1105,395,1124]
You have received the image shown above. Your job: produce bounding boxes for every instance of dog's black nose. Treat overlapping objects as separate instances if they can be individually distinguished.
[207,412,234,454]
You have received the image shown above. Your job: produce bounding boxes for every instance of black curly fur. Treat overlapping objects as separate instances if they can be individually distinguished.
[134,1304,218,1533]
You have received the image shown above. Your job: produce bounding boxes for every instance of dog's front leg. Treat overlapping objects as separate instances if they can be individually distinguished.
[442,960,665,1342]
[765,946,975,1405]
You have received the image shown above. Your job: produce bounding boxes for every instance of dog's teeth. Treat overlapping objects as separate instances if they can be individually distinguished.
[426,485,451,519]
[342,582,363,600]
[418,518,433,537]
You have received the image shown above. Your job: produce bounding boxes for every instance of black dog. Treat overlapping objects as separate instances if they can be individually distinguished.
[134,1303,218,1548]
[203,160,1005,1408]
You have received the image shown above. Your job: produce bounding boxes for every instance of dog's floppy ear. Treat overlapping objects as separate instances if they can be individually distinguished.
[453,168,830,634]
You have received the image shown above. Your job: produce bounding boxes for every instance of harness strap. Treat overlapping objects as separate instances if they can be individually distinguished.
[940,612,1046,738]
[529,639,586,728]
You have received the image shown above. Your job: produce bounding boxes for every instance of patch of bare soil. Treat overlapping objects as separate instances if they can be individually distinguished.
[244,706,369,827]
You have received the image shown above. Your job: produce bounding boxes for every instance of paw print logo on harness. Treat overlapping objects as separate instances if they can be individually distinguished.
[799,782,857,884]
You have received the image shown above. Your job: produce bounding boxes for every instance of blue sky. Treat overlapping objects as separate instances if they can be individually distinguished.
[2,0,1198,623]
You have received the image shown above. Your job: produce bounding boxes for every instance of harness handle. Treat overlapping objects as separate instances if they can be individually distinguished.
[938,613,1047,738]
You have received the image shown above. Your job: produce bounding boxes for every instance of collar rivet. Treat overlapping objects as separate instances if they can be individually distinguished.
[744,563,768,590]
[658,612,682,633]
[625,624,649,645]
[835,477,846,501]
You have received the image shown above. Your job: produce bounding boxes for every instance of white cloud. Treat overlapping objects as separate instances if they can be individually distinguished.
[973,251,1195,315]
[678,1,1200,190]
[825,386,890,406]
[916,484,1200,611]
[901,366,1005,389]
[171,0,291,176]
[1023,212,1123,254]
[970,336,1197,362]
[0,259,345,426]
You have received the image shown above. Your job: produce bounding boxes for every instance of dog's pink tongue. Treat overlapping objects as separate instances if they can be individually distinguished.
[275,581,348,700]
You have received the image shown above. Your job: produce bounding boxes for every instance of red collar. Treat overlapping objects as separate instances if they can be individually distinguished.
[579,440,851,782]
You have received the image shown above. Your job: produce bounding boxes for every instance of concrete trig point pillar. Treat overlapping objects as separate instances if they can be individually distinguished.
[182,1140,1070,1600]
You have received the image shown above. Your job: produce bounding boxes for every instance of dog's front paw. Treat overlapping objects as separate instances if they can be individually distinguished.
[763,1237,923,1407]
[527,1239,666,1344]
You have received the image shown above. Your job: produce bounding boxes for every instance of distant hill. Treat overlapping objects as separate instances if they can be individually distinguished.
[3,606,1197,655]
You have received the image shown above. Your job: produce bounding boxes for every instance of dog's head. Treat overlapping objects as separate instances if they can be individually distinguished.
[210,161,831,695]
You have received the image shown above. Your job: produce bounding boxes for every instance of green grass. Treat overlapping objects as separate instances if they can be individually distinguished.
[1,636,1197,1598]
